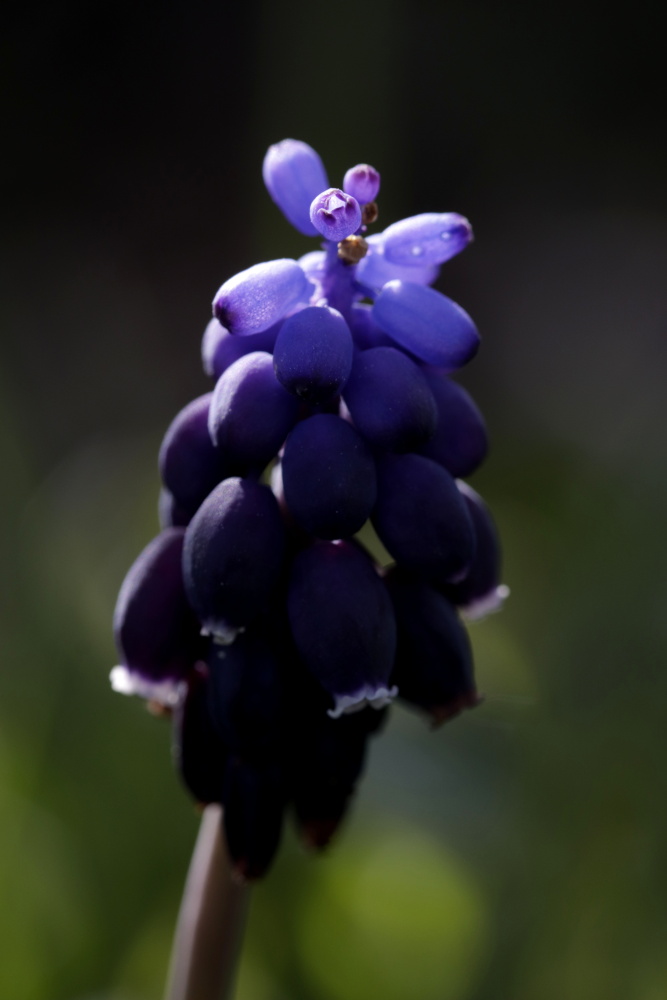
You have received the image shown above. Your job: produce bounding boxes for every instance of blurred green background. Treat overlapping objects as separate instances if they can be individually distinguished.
[3,1,667,997]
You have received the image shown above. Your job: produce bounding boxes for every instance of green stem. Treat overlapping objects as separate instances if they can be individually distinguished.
[164,805,250,1000]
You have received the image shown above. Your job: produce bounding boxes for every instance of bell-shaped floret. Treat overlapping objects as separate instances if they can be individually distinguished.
[386,568,480,726]
[213,259,311,336]
[201,318,281,380]
[273,305,353,403]
[343,347,438,452]
[208,352,300,472]
[355,235,439,293]
[284,662,386,847]
[263,139,329,237]
[310,188,362,242]
[207,633,284,761]
[173,665,227,805]
[444,482,509,619]
[372,280,480,368]
[343,164,381,204]
[381,213,473,267]
[281,414,377,539]
[158,393,229,519]
[372,454,475,586]
[289,710,370,849]
[223,757,285,881]
[287,540,397,717]
[112,528,205,704]
[182,478,285,642]
[416,370,488,478]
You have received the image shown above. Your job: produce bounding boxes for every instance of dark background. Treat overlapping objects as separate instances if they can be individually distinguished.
[2,2,667,998]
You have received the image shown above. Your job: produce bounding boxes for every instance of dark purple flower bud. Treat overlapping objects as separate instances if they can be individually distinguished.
[290,712,369,849]
[372,454,475,586]
[342,347,438,452]
[288,541,397,716]
[415,371,488,478]
[355,235,439,293]
[201,318,280,380]
[158,393,229,518]
[310,188,362,242]
[182,478,285,642]
[372,280,480,369]
[273,305,353,404]
[381,213,473,267]
[263,139,329,237]
[281,414,377,539]
[386,569,480,726]
[223,757,285,881]
[343,163,381,204]
[208,352,300,473]
[112,528,205,704]
[212,259,311,336]
[206,633,284,760]
[173,664,227,805]
[444,482,509,619]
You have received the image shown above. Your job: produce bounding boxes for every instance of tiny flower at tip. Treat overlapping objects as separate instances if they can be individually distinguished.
[309,188,362,241]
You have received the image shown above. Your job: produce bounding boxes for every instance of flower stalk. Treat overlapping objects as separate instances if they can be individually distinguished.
[164,805,249,1000]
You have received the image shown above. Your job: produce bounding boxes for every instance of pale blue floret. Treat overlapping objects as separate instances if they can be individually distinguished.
[212,259,312,336]
[262,139,329,237]
[372,280,480,369]
[380,212,473,266]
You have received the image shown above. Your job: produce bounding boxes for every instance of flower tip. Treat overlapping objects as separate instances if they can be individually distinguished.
[230,858,254,885]
[429,691,483,729]
[300,817,341,851]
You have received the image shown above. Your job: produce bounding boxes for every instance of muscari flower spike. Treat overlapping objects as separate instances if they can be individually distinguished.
[111,137,508,880]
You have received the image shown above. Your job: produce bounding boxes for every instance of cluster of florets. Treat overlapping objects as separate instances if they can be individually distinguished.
[111,139,508,880]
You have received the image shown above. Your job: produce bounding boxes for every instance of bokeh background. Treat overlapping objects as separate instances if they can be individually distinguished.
[3,1,667,997]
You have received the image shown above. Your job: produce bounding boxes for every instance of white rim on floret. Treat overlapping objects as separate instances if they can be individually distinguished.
[201,622,244,645]
[327,683,399,719]
[461,584,510,622]
[110,665,187,707]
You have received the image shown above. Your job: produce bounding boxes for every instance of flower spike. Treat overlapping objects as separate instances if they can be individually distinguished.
[111,137,507,879]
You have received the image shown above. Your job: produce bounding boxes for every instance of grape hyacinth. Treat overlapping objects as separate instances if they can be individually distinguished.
[112,137,508,882]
